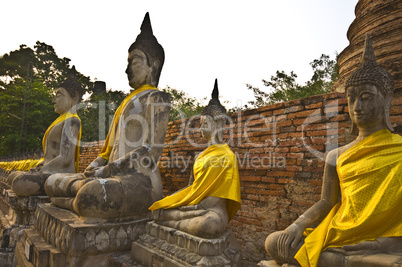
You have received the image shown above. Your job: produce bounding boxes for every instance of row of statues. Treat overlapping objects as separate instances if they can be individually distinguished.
[2,12,401,266]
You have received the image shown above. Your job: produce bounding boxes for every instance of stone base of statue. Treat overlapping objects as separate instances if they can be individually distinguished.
[0,187,50,267]
[131,221,242,267]
[14,203,150,267]
[258,254,402,267]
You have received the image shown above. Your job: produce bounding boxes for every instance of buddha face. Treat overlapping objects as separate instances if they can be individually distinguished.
[200,115,214,140]
[126,49,152,89]
[53,87,76,114]
[200,115,225,143]
[347,84,386,129]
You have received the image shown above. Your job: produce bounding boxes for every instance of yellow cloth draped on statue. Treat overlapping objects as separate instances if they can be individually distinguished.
[42,112,82,172]
[0,112,81,172]
[295,129,402,267]
[0,158,43,171]
[149,143,241,221]
[98,84,158,161]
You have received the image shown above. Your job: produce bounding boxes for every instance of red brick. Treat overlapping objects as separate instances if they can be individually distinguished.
[242,176,261,182]
[277,178,296,184]
[305,102,322,109]
[392,96,402,106]
[288,109,318,119]
[261,177,276,183]
[269,171,295,177]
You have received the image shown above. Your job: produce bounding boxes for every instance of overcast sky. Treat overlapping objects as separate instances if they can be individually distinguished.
[1,0,357,108]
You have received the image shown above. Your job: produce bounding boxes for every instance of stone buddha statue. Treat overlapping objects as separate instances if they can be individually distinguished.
[6,67,83,197]
[264,34,402,267]
[149,79,241,239]
[44,13,171,222]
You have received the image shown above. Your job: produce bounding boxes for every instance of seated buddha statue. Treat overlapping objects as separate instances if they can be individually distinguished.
[149,79,241,239]
[6,67,83,196]
[44,13,171,222]
[264,34,402,267]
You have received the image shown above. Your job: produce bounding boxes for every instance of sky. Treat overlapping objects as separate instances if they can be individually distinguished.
[1,0,358,108]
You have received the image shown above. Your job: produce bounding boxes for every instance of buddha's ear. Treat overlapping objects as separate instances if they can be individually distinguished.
[150,60,161,86]
[75,92,81,102]
[384,91,394,132]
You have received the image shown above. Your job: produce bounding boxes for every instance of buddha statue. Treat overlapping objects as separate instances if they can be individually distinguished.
[44,13,171,222]
[149,79,241,239]
[264,34,402,266]
[6,67,83,197]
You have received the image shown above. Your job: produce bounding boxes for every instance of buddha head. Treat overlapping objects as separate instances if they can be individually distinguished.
[345,33,394,133]
[200,79,228,143]
[126,12,165,89]
[53,66,83,114]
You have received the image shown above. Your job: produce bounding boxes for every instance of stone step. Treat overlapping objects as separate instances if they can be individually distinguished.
[16,228,65,267]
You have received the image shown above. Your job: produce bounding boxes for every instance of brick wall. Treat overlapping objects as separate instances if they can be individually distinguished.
[78,140,104,173]
[78,92,402,263]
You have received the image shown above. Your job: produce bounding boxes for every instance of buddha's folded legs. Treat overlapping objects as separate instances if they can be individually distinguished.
[45,173,86,197]
[5,171,24,185]
[47,172,155,220]
[156,210,227,239]
[11,172,51,196]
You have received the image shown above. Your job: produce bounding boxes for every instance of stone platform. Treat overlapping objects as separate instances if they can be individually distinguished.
[15,203,151,267]
[131,221,242,267]
[0,187,50,267]
[258,255,402,267]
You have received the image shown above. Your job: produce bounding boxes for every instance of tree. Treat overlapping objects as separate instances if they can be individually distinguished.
[0,42,92,156]
[247,54,338,107]
[162,86,205,121]
[0,78,56,156]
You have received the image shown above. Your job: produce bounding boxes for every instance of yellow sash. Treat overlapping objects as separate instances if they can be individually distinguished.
[42,112,81,172]
[295,129,402,267]
[0,158,43,171]
[98,84,158,161]
[149,144,241,221]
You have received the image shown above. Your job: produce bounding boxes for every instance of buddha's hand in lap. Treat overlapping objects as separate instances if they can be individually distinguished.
[179,204,199,211]
[326,240,383,255]
[84,165,112,178]
[152,207,208,221]
[278,223,304,259]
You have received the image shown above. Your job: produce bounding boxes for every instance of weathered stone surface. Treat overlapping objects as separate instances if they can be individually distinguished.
[0,247,17,267]
[132,221,241,267]
[33,203,149,256]
[14,203,150,267]
[0,190,50,267]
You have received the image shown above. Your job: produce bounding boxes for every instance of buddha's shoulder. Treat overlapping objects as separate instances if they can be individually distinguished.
[145,90,170,103]
[326,142,358,162]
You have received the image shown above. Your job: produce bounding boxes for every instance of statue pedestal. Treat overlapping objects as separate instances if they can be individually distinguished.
[131,221,241,267]
[15,203,150,267]
[258,254,402,267]
[0,187,49,267]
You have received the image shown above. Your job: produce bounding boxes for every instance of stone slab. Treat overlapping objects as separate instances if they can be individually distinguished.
[0,191,50,267]
[33,203,150,257]
[132,221,242,267]
[15,203,152,267]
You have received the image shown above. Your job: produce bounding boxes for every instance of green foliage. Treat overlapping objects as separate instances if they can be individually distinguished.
[0,42,92,156]
[247,54,338,108]
[78,90,127,142]
[0,78,57,156]
[162,86,205,121]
